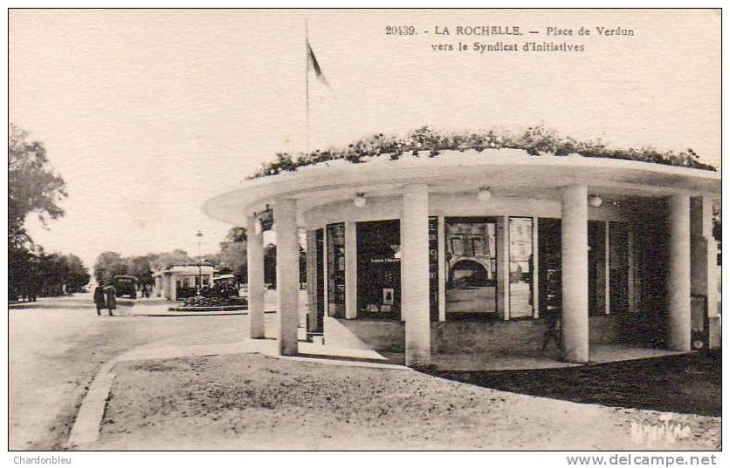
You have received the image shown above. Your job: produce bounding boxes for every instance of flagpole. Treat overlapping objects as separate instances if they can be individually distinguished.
[305,17,310,152]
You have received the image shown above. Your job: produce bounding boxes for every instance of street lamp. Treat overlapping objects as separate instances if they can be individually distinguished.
[196,230,203,293]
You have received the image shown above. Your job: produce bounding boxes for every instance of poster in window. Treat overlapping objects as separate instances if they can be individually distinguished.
[382,288,394,305]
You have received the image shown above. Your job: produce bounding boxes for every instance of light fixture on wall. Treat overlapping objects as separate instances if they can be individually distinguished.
[253,204,273,234]
[588,195,603,208]
[354,192,367,208]
[478,186,492,202]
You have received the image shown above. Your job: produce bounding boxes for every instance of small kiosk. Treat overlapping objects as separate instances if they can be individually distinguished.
[153,265,217,301]
[203,138,720,367]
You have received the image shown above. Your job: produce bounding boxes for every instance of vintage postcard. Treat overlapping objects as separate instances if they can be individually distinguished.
[6,6,722,463]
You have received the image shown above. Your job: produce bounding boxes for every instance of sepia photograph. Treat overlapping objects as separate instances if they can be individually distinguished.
[6,4,722,461]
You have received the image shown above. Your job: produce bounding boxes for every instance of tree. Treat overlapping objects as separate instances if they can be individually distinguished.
[8,125,68,300]
[10,250,89,299]
[38,252,68,296]
[264,243,277,287]
[262,243,307,289]
[217,227,248,284]
[65,254,91,292]
[127,255,154,286]
[9,124,67,249]
[94,252,128,283]
[150,249,194,271]
[226,227,247,243]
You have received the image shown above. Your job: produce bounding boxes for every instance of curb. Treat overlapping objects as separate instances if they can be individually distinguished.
[168,306,247,312]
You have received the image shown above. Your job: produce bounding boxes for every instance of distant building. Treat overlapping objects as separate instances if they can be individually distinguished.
[153,265,216,301]
[203,149,720,366]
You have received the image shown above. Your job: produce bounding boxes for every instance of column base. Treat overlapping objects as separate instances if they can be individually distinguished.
[708,316,721,350]
[405,350,431,368]
[278,343,298,357]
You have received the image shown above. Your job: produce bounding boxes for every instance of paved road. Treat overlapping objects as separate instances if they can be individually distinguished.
[9,294,255,450]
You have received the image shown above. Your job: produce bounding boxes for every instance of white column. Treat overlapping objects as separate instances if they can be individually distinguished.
[667,194,691,351]
[561,185,589,363]
[690,196,719,349]
[691,196,718,318]
[437,216,446,322]
[496,216,510,320]
[627,229,636,314]
[305,230,318,332]
[247,215,266,339]
[605,222,611,315]
[276,198,300,356]
[402,184,431,367]
[170,273,177,302]
[531,217,540,318]
[345,221,358,319]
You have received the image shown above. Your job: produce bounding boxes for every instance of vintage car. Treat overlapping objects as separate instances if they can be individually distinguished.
[113,275,138,299]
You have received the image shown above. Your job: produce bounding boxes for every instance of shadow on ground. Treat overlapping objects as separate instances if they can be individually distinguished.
[420,351,721,417]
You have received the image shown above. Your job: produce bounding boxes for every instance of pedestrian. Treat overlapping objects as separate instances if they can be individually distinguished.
[104,283,117,316]
[542,306,562,351]
[93,282,106,316]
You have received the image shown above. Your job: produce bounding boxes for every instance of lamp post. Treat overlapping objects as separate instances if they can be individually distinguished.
[196,230,203,293]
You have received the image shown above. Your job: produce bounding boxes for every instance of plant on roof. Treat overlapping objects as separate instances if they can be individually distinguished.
[250,126,716,179]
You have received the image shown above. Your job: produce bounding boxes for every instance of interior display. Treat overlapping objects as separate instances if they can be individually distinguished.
[538,218,562,318]
[509,217,534,318]
[428,217,439,321]
[357,220,401,319]
[327,223,346,317]
[445,217,498,319]
[382,288,394,305]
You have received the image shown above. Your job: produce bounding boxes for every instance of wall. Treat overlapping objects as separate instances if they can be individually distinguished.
[324,316,405,352]
[304,193,633,230]
[324,315,621,354]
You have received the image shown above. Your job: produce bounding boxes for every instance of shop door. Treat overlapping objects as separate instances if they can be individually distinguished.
[609,222,630,314]
[315,228,325,332]
[538,218,561,317]
[588,221,607,315]
[357,220,401,319]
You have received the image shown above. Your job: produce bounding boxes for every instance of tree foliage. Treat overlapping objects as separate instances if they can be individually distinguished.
[93,252,128,283]
[9,248,90,300]
[8,125,78,301]
[126,255,154,286]
[92,249,198,285]
[262,243,307,288]
[149,249,195,271]
[217,227,248,284]
[9,124,67,249]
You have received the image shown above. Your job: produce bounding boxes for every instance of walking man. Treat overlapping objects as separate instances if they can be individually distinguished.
[93,282,106,316]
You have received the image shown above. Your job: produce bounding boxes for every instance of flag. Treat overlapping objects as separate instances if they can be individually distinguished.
[307,41,332,89]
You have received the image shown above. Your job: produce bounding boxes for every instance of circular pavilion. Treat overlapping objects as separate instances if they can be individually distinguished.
[203,140,720,367]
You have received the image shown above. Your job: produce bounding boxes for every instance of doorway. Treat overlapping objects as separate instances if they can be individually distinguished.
[357,220,401,319]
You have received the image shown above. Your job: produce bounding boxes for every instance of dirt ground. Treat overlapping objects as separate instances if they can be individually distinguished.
[96,353,721,451]
[427,351,722,417]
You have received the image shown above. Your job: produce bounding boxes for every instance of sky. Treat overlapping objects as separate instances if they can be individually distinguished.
[9,8,721,271]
